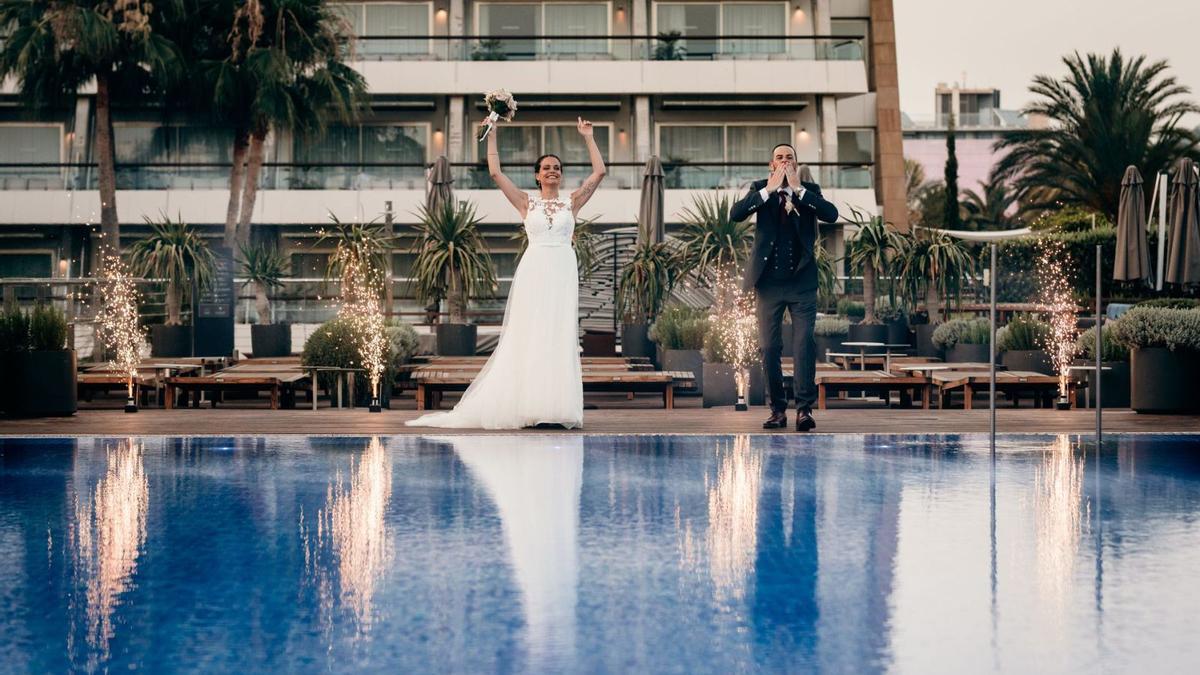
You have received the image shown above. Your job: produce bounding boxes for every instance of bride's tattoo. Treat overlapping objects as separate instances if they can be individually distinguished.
[574,175,601,204]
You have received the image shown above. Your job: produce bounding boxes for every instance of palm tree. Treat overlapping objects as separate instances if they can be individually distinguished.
[0,1,181,257]
[674,192,753,282]
[962,175,1022,231]
[994,49,1200,220]
[896,229,975,324]
[128,214,215,326]
[238,243,289,323]
[409,201,496,325]
[845,206,900,324]
[205,0,366,248]
[317,213,395,286]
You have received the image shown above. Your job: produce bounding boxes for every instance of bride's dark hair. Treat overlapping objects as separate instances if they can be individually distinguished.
[533,154,563,189]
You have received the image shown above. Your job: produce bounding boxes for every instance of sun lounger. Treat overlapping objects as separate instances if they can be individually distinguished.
[814,371,931,410]
[931,370,1071,409]
[412,368,694,410]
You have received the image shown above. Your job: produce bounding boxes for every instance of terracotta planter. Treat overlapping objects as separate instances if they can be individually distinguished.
[436,323,477,356]
[1131,348,1200,413]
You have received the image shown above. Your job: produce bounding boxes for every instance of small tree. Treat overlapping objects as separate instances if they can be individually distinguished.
[128,214,215,326]
[943,114,963,230]
[845,206,899,325]
[239,243,289,324]
[409,201,496,325]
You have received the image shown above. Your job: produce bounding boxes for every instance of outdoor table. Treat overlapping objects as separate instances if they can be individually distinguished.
[1067,365,1113,408]
[304,366,365,410]
[144,363,201,406]
[882,343,913,371]
[841,342,886,370]
[896,364,953,374]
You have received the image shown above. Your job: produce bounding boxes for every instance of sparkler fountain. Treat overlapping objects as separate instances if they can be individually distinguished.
[334,244,388,413]
[1036,239,1079,410]
[96,255,145,413]
[709,269,758,411]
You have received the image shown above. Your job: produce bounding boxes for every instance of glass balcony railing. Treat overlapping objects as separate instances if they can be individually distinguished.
[0,162,874,192]
[351,34,865,62]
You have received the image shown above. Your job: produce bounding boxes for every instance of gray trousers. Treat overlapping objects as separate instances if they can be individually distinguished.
[756,284,817,412]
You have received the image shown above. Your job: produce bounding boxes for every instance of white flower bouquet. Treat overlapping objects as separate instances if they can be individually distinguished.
[478,89,518,143]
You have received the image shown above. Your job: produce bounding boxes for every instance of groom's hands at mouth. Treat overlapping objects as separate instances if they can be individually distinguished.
[784,162,801,188]
[765,164,787,193]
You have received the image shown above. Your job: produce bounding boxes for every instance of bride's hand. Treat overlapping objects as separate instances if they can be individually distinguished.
[576,116,594,138]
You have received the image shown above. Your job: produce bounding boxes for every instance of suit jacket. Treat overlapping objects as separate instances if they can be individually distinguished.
[731,179,839,293]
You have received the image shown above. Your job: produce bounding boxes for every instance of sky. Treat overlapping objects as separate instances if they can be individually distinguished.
[893,0,1200,126]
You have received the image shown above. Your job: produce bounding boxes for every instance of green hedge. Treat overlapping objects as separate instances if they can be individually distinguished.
[994,228,1117,303]
[649,305,709,350]
[302,317,397,399]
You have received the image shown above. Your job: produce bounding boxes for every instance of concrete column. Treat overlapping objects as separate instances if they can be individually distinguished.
[450,0,464,35]
[448,96,466,163]
[869,0,908,232]
[818,95,838,168]
[632,0,647,35]
[634,96,651,162]
[812,0,832,32]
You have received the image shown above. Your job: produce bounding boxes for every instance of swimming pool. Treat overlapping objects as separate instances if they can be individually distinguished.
[1,433,1198,673]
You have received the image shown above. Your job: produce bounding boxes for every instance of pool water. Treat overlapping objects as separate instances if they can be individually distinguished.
[1,434,1198,673]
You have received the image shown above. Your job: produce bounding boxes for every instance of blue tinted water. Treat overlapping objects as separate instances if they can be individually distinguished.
[1,434,1199,674]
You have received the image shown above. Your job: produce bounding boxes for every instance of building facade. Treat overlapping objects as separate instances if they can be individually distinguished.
[1,0,902,326]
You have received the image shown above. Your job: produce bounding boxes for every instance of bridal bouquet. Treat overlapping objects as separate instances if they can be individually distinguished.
[478,89,518,143]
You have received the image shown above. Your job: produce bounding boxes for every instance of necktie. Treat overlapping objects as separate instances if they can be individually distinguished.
[777,190,788,216]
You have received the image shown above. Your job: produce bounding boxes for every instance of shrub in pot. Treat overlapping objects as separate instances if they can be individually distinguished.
[650,305,708,394]
[240,243,292,357]
[617,239,676,363]
[997,315,1052,374]
[933,318,992,363]
[701,326,763,407]
[129,214,215,357]
[875,297,910,347]
[1110,307,1200,413]
[302,316,399,407]
[4,304,76,417]
[409,202,495,356]
[814,317,849,362]
[1073,323,1130,408]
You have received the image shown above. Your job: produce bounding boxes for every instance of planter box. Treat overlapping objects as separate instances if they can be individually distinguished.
[814,335,845,362]
[1071,359,1130,408]
[914,324,941,358]
[5,350,77,417]
[947,343,991,363]
[663,349,703,394]
[886,320,912,347]
[749,362,765,406]
[436,323,477,356]
[151,324,192,358]
[621,323,656,362]
[250,324,292,358]
[1131,348,1200,413]
[848,323,888,345]
[581,330,616,356]
[703,362,737,408]
[1002,349,1053,374]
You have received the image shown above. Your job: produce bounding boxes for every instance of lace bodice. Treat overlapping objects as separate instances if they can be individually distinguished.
[524,193,575,247]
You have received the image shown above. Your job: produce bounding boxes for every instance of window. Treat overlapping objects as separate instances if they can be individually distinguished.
[289,253,329,279]
[477,3,609,58]
[483,124,612,189]
[0,253,53,278]
[658,123,790,188]
[836,129,874,188]
[335,2,431,57]
[655,2,786,58]
[0,125,62,189]
[113,124,233,188]
[829,18,866,61]
[294,124,429,189]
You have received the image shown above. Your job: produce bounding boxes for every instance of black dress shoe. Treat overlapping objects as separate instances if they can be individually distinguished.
[795,408,816,432]
[762,411,787,429]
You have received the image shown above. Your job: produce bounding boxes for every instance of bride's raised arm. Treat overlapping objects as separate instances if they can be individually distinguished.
[571,116,607,216]
[484,120,529,218]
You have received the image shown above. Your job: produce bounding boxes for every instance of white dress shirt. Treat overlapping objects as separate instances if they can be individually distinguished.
[758,184,808,205]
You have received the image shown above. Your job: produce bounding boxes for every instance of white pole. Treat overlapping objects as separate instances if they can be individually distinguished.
[1157,172,1168,291]
[989,243,997,453]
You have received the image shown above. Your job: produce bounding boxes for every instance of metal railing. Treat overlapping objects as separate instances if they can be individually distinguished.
[351,34,865,62]
[0,161,874,192]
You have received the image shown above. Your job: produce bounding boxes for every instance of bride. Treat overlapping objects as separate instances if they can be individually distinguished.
[406,116,606,429]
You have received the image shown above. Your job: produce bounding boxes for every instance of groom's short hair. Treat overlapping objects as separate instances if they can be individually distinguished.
[771,143,797,157]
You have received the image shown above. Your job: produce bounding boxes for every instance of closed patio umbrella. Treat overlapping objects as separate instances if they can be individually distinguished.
[426,155,454,214]
[798,163,815,185]
[638,156,665,244]
[1165,158,1200,286]
[1114,165,1150,282]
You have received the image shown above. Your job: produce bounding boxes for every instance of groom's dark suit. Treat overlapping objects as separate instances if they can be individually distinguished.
[731,178,838,413]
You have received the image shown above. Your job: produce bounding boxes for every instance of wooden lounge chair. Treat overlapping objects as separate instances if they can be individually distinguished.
[815,371,931,410]
[931,370,1072,409]
[412,368,693,410]
[164,368,310,410]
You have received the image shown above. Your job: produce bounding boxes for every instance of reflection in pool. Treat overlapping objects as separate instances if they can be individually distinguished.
[1,433,1198,673]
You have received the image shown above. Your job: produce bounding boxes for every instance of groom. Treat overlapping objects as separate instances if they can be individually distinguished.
[731,144,839,431]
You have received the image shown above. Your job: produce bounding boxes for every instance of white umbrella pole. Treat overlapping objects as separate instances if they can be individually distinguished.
[1157,172,1168,291]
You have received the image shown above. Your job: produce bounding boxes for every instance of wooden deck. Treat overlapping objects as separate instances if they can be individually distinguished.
[2,405,1196,436]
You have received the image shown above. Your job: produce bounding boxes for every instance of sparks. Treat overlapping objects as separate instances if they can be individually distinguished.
[95,255,145,398]
[1035,238,1078,398]
[333,243,387,406]
[708,268,758,404]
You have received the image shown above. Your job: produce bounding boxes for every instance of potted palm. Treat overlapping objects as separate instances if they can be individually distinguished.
[1111,307,1200,413]
[875,297,910,346]
[897,229,976,357]
[845,208,898,345]
[128,214,215,357]
[933,318,992,363]
[618,240,676,361]
[4,304,76,417]
[650,305,708,394]
[240,243,291,357]
[410,201,496,356]
[1073,322,1130,408]
[998,315,1053,373]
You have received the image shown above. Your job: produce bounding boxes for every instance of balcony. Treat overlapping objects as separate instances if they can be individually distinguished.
[0,162,878,226]
[353,35,869,95]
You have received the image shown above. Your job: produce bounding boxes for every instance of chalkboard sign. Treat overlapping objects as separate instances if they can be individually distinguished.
[198,246,235,319]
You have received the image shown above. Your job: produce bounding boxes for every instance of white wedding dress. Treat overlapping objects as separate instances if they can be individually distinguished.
[406,193,584,429]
